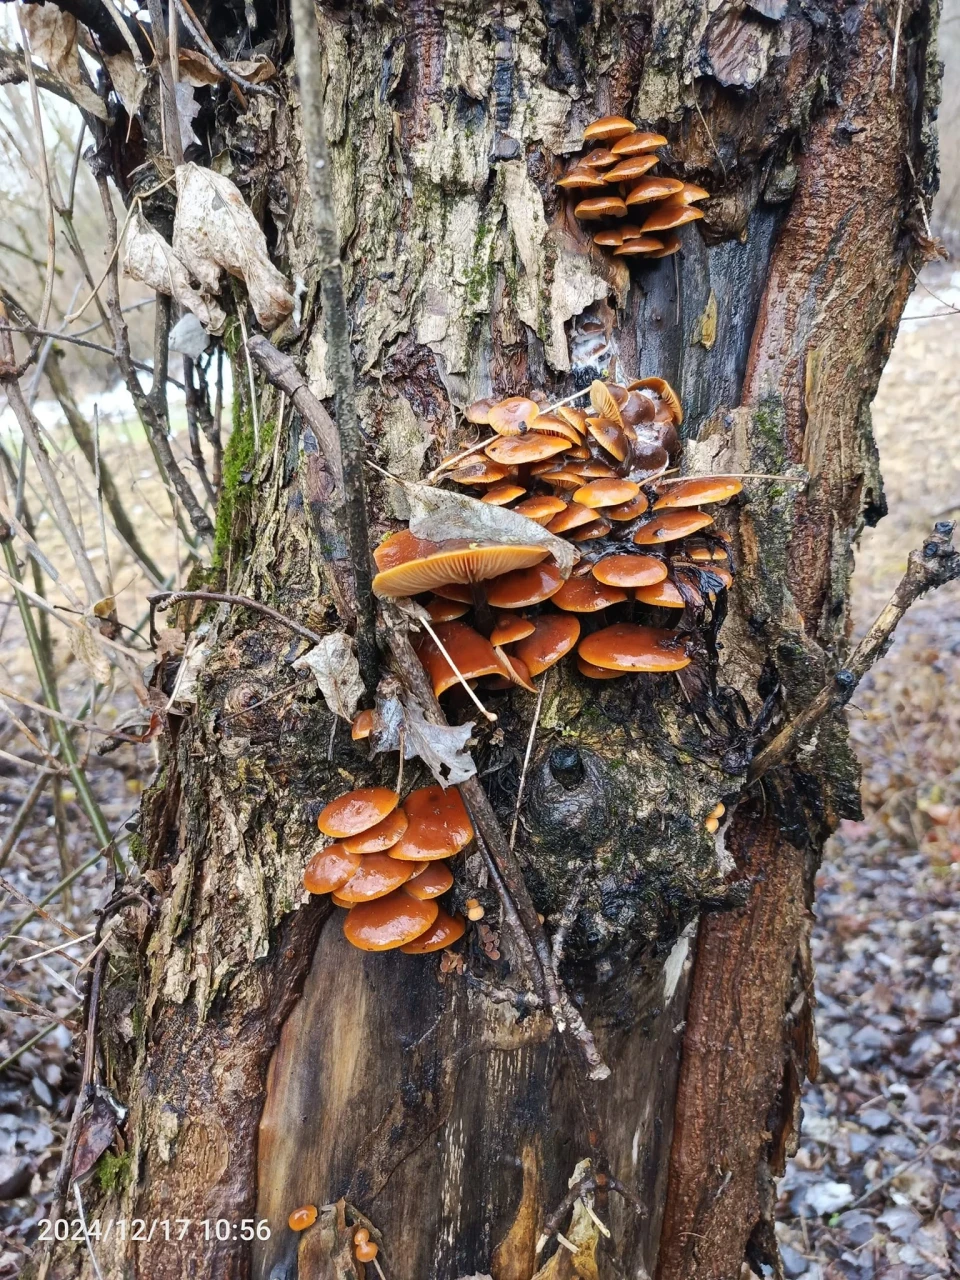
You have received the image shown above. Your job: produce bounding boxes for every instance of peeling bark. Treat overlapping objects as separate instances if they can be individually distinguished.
[38,0,941,1276]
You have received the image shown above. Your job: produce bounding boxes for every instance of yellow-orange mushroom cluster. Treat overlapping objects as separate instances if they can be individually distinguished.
[558,115,709,263]
[304,784,471,953]
[372,377,740,689]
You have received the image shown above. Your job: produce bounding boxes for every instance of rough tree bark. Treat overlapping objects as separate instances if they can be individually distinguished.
[35,0,940,1276]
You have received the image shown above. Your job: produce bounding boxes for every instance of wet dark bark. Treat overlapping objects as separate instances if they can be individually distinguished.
[39,0,940,1276]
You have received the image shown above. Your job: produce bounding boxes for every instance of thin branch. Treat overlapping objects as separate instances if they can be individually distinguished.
[510,669,548,848]
[148,589,323,647]
[9,323,176,383]
[289,0,378,693]
[749,522,960,782]
[0,982,80,1031]
[0,47,77,104]
[172,0,276,97]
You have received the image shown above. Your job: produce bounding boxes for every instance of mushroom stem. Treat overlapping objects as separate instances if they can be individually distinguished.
[417,615,498,722]
[470,581,495,638]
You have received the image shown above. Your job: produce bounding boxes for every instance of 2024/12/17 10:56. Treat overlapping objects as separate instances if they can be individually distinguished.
[35,1217,273,1242]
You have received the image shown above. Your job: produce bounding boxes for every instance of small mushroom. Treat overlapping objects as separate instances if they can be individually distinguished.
[670,182,710,204]
[540,467,590,491]
[602,154,661,183]
[464,397,496,424]
[390,784,475,860]
[513,494,568,524]
[577,655,627,679]
[343,890,439,950]
[449,458,512,485]
[552,576,629,612]
[486,561,565,608]
[630,376,683,424]
[351,709,375,740]
[465,898,486,922]
[547,501,600,534]
[572,459,619,478]
[288,1205,319,1232]
[303,842,362,895]
[488,396,540,436]
[582,115,637,142]
[589,380,624,426]
[490,614,536,646]
[573,478,641,508]
[415,621,511,696]
[399,908,466,953]
[605,491,650,521]
[640,203,704,233]
[373,530,550,597]
[485,432,570,466]
[405,861,455,900]
[585,417,631,462]
[569,517,612,541]
[557,406,588,433]
[336,853,414,903]
[704,815,720,834]
[427,597,470,622]
[632,510,715,543]
[581,147,619,167]
[634,579,686,608]
[592,554,668,588]
[578,622,692,672]
[526,414,584,445]
[481,482,527,505]
[624,176,685,206]
[574,196,628,220]
[495,650,539,692]
[652,476,743,508]
[646,231,682,258]
[512,614,581,675]
[341,807,410,854]
[317,788,400,839]
[614,237,666,257]
[593,228,624,248]
[557,166,609,190]
[610,130,668,155]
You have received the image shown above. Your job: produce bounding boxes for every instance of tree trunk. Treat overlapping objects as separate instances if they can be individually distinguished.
[43,0,940,1276]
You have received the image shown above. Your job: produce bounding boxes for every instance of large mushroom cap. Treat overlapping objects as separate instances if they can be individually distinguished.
[552,576,629,612]
[583,115,637,141]
[592,554,668,588]
[415,621,511,697]
[634,580,686,607]
[640,204,704,233]
[405,862,455,900]
[513,494,567,525]
[603,155,661,183]
[624,176,685,205]
[303,842,362,895]
[485,433,569,465]
[488,396,540,436]
[574,196,628,220]
[573,478,641,509]
[341,807,409,854]
[632,510,715,543]
[652,477,743,508]
[610,130,668,155]
[342,890,439,951]
[512,615,581,675]
[390,785,475,861]
[400,908,466,953]
[481,483,527,506]
[486,561,565,608]
[373,530,550,597]
[336,853,414,902]
[557,167,609,190]
[581,147,619,167]
[317,787,400,838]
[578,623,691,672]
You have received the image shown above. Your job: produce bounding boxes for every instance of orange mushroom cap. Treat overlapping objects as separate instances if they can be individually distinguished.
[355,1239,379,1263]
[400,907,466,953]
[405,861,455,900]
[485,432,570,466]
[646,231,682,258]
[574,196,628,220]
[610,130,668,155]
[577,655,627,679]
[490,614,536,646]
[540,466,589,491]
[624,176,685,205]
[614,237,665,256]
[547,501,599,534]
[583,115,637,142]
[513,494,568,524]
[592,554,668,588]
[303,842,362,895]
[527,414,583,444]
[581,147,618,167]
[585,417,631,462]
[603,154,661,183]
[605,491,650,521]
[572,459,619,478]
[593,229,624,248]
[414,621,511,697]
[640,203,704,233]
[671,182,710,204]
[336,853,414,903]
[496,650,539,692]
[634,579,686,607]
[488,396,540,436]
[569,517,612,541]
[573,478,641,509]
[557,406,588,432]
[629,377,683,424]
[342,890,439,950]
[481,482,527,505]
[341,807,409,854]
[449,458,512,485]
[632,510,715,543]
[552,576,628,612]
[486,561,565,608]
[373,530,550,597]
[464,396,495,424]
[351,709,375,740]
[317,788,400,838]
[652,476,743,508]
[578,622,691,672]
[390,785,475,861]
[557,167,609,190]
[427,596,470,622]
[589,380,624,426]
[512,614,581,676]
[288,1205,318,1232]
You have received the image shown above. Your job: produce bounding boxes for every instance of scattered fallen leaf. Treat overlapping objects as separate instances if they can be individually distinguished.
[293,632,363,721]
[123,208,226,333]
[103,50,148,116]
[21,6,108,119]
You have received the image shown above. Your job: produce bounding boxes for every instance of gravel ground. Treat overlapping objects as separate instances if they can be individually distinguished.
[0,284,958,1276]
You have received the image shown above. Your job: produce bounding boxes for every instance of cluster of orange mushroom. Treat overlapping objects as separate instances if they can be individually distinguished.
[558,115,708,262]
[371,377,740,691]
[304,783,472,954]
[287,1208,380,1268]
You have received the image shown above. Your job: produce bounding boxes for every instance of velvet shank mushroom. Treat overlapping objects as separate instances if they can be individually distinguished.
[390,785,475,861]
[512,614,581,675]
[373,530,549,597]
[415,621,511,696]
[578,623,691,672]
[400,908,466,953]
[303,843,362,895]
[404,862,455,900]
[341,807,409,854]
[342,890,439,951]
[336,853,414,903]
[652,477,743,508]
[317,788,399,839]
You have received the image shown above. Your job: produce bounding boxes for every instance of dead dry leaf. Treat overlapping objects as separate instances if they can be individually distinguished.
[21,6,108,119]
[173,163,295,329]
[175,81,203,151]
[402,699,476,785]
[103,50,148,116]
[293,632,363,721]
[123,209,226,333]
[67,619,112,685]
[178,47,223,86]
[229,55,276,82]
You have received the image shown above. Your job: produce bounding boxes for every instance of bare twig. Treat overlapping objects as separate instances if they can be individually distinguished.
[0,1018,68,1075]
[0,770,50,869]
[173,0,276,96]
[147,0,184,165]
[749,522,960,782]
[0,873,79,941]
[510,669,548,848]
[289,0,378,693]
[148,589,323,647]
[0,982,80,1031]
